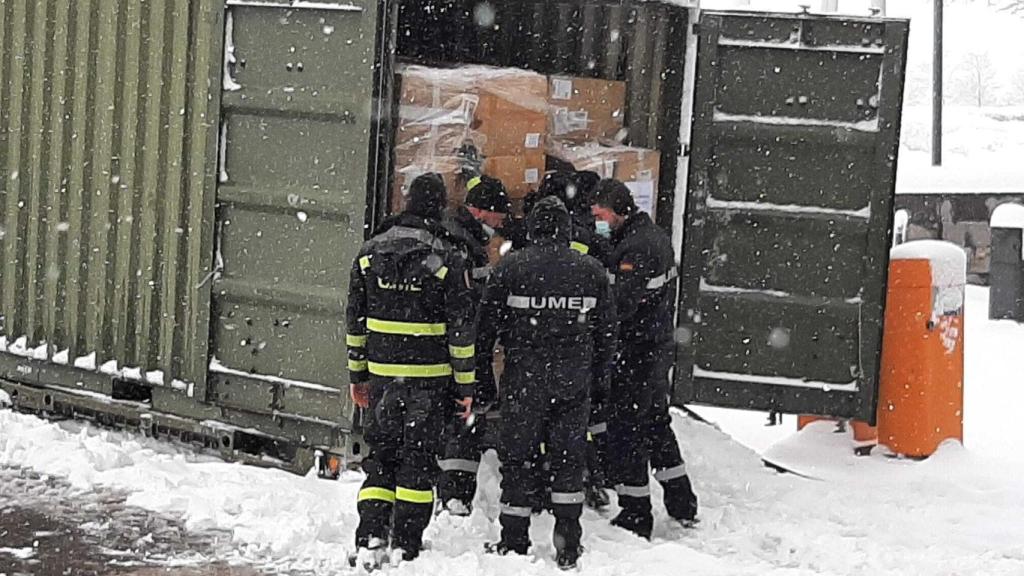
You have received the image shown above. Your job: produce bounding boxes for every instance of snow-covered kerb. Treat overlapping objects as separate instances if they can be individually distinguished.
[990,203,1024,229]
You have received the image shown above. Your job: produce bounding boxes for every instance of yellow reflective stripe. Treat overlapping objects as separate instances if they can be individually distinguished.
[467,176,482,191]
[449,344,475,359]
[454,370,475,384]
[347,334,367,347]
[396,487,434,504]
[366,318,446,336]
[368,362,452,378]
[570,241,590,255]
[358,487,396,503]
[587,431,593,442]
[435,266,449,280]
[359,255,371,271]
[348,359,368,371]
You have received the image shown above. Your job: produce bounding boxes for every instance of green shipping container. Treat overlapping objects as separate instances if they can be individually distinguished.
[0,0,908,472]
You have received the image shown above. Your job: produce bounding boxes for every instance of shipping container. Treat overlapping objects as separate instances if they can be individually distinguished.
[0,0,908,472]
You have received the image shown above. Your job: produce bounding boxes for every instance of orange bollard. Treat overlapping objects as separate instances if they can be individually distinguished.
[877,241,966,458]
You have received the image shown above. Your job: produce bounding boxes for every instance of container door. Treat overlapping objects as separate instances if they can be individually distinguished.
[211,0,395,427]
[674,11,909,422]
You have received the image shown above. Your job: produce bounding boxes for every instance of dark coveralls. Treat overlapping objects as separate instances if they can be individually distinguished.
[476,198,617,556]
[435,205,496,512]
[345,213,476,555]
[606,211,698,537]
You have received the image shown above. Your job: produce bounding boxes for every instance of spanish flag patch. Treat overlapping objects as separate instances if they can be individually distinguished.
[619,262,635,272]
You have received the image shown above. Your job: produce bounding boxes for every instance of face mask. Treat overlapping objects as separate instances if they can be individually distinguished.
[595,220,612,238]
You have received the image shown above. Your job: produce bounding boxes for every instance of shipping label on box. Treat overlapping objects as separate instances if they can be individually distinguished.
[547,76,627,141]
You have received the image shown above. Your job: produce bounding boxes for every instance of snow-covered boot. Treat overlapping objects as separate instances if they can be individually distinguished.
[484,540,529,556]
[350,537,389,572]
[556,545,583,571]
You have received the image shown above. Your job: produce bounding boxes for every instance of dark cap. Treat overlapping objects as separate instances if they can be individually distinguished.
[592,178,637,216]
[465,175,510,214]
[406,173,447,220]
[537,171,579,211]
[527,195,570,240]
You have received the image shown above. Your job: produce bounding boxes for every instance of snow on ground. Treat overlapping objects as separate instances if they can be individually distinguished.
[2,286,1024,575]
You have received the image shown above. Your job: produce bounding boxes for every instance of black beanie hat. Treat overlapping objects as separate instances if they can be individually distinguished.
[537,171,579,211]
[406,173,447,220]
[465,175,511,214]
[527,195,570,240]
[593,178,637,216]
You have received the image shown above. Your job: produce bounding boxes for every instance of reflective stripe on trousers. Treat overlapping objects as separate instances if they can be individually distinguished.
[550,491,585,505]
[615,483,651,498]
[500,504,532,518]
[653,463,687,482]
[437,458,480,474]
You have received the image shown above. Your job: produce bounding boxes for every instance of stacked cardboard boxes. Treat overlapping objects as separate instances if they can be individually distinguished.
[392,66,661,217]
[392,65,548,210]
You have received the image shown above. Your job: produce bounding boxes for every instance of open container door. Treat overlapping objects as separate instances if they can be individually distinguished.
[674,11,909,422]
[208,0,396,434]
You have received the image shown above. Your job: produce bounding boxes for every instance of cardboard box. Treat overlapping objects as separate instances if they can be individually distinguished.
[397,65,547,158]
[547,76,627,141]
[546,141,660,217]
[483,152,545,199]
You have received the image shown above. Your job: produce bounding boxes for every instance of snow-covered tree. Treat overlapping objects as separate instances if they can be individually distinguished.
[954,52,999,107]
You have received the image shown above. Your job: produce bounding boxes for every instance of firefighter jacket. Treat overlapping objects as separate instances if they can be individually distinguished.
[475,201,618,406]
[345,213,477,398]
[606,211,678,344]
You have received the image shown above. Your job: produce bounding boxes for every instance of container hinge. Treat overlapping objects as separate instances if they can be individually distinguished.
[691,22,701,36]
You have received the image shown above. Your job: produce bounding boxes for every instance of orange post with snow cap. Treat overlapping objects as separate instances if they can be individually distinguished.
[877,240,966,458]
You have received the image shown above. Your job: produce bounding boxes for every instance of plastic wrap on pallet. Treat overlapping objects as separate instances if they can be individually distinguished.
[393,65,550,208]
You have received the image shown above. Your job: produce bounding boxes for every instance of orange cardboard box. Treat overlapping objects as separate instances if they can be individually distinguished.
[483,152,546,199]
[547,76,627,141]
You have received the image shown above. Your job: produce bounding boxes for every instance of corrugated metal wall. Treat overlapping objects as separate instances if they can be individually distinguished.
[0,0,223,387]
[395,0,690,228]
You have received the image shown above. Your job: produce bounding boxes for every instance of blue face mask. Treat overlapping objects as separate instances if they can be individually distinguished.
[595,220,612,238]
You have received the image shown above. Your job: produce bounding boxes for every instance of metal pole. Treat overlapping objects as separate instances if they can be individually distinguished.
[932,0,943,166]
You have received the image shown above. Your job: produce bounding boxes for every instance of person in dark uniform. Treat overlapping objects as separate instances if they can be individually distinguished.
[532,170,614,509]
[436,175,511,515]
[346,173,476,568]
[590,179,698,539]
[478,196,618,569]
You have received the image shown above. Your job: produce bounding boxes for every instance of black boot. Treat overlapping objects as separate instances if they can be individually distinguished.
[662,475,698,523]
[490,512,531,555]
[556,545,583,570]
[611,494,653,540]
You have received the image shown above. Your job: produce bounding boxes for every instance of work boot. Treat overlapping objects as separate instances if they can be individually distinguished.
[494,512,531,555]
[662,475,698,523]
[556,545,583,571]
[349,537,388,572]
[610,509,653,540]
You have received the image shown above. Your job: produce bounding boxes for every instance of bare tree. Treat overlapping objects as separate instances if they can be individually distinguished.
[955,52,999,107]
